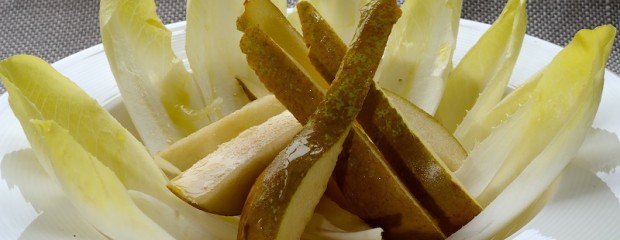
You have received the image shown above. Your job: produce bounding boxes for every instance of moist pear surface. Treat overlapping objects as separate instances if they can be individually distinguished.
[167,111,301,216]
[298,2,451,238]
[238,0,401,239]
[241,0,478,236]
[297,1,348,82]
[297,4,480,233]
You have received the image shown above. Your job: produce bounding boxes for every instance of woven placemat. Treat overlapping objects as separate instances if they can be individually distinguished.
[0,0,618,95]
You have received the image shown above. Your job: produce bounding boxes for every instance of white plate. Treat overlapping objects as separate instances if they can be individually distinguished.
[1,20,620,240]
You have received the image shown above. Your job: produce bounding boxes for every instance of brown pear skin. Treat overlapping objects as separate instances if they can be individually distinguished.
[239,26,323,125]
[240,1,448,238]
[297,1,348,82]
[297,3,481,234]
[358,84,482,234]
[384,89,467,172]
[297,4,448,237]
[237,0,329,90]
[334,125,445,239]
[238,1,401,239]
[294,2,470,174]
[167,111,301,216]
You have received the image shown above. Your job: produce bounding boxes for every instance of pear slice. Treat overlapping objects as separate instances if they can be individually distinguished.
[167,111,301,215]
[297,1,348,82]
[157,94,285,172]
[237,0,329,91]
[384,89,467,171]
[239,131,348,240]
[238,26,323,124]
[357,84,481,234]
[241,1,446,238]
[297,4,479,234]
[239,1,401,239]
[334,125,446,239]
[297,6,467,170]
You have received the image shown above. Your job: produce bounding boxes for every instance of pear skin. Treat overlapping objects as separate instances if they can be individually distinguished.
[297,1,348,82]
[237,0,328,90]
[238,0,401,239]
[167,111,301,216]
[357,84,481,234]
[239,26,323,124]
[384,89,467,172]
[334,125,445,239]
[241,1,451,238]
[297,3,480,234]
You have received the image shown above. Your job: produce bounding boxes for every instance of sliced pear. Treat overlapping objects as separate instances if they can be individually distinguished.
[239,27,323,124]
[237,0,329,91]
[239,131,348,240]
[297,1,348,82]
[239,1,401,239]
[157,94,285,172]
[384,89,467,171]
[167,111,301,216]
[334,126,445,239]
[296,5,478,233]
[357,84,481,234]
[295,1,466,172]
[241,1,450,237]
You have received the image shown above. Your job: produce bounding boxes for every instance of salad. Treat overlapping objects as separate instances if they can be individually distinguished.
[0,0,617,239]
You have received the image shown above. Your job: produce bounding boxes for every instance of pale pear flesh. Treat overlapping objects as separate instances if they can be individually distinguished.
[239,0,401,239]
[158,94,285,171]
[297,1,478,235]
[167,111,302,216]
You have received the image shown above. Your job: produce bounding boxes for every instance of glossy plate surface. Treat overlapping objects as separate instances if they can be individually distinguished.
[1,20,619,239]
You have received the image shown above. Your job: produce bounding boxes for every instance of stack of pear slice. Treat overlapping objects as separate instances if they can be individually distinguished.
[239,0,480,238]
[238,0,402,239]
[168,0,481,239]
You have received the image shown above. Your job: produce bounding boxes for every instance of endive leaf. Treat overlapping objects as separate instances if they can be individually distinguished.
[185,0,268,112]
[1,55,239,240]
[449,113,594,239]
[436,0,527,133]
[374,0,462,114]
[301,214,382,240]
[100,0,207,155]
[129,190,232,239]
[0,55,169,199]
[30,120,174,240]
[288,0,370,43]
[313,196,371,232]
[1,149,107,239]
[273,0,288,14]
[455,71,542,150]
[454,25,616,209]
